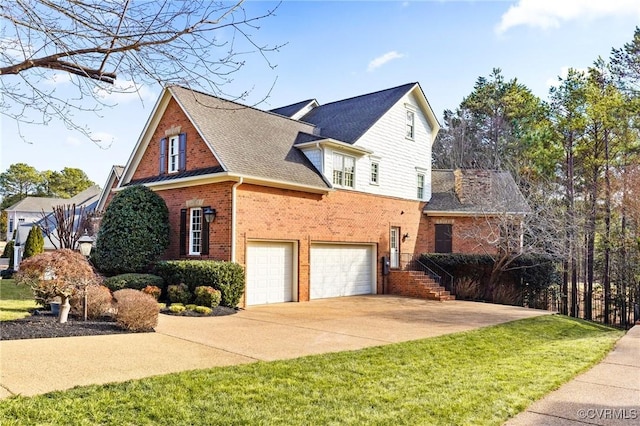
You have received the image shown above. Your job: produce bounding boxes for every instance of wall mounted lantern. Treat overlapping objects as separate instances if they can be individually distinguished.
[203,207,217,223]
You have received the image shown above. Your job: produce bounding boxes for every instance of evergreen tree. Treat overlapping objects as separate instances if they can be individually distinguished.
[23,225,44,259]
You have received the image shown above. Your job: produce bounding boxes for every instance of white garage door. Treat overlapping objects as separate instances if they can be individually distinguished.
[310,244,374,299]
[246,242,294,305]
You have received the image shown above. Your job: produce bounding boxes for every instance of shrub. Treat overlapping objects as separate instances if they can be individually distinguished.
[15,249,98,321]
[22,225,44,259]
[103,273,164,292]
[169,304,186,313]
[194,286,221,308]
[70,284,113,319]
[113,289,159,331]
[155,260,244,307]
[0,268,15,279]
[157,303,167,310]
[142,285,162,300]
[93,185,170,275]
[185,304,197,311]
[167,283,191,304]
[1,240,14,258]
[3,241,15,269]
[194,306,212,315]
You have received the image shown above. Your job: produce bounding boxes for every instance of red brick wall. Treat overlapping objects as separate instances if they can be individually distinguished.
[132,98,220,181]
[422,216,498,254]
[154,182,234,260]
[235,184,428,302]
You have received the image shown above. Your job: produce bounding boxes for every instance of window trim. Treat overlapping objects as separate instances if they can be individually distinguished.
[332,152,356,189]
[417,173,425,199]
[370,161,379,185]
[168,135,180,174]
[189,207,203,255]
[406,110,415,140]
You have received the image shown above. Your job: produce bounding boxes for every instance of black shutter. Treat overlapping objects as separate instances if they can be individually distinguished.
[435,224,453,253]
[159,138,167,175]
[179,209,187,256]
[178,133,187,171]
[201,206,210,255]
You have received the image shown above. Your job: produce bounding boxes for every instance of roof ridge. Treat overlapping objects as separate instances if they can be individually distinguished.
[168,85,319,129]
[313,82,417,108]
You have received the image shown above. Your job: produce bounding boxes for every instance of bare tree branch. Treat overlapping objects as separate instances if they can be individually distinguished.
[1,0,283,141]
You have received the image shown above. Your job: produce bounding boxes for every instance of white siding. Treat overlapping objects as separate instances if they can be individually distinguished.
[322,90,433,201]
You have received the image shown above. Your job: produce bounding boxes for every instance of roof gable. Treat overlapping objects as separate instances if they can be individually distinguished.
[270,99,318,119]
[299,83,439,144]
[167,86,329,189]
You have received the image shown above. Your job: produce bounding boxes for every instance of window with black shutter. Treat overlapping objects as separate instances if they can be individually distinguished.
[435,224,452,253]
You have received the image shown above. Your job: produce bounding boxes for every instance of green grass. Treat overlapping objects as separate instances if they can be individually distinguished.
[0,315,622,425]
[0,279,37,321]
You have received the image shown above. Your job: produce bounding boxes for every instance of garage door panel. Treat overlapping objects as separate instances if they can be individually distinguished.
[310,244,374,299]
[246,242,293,305]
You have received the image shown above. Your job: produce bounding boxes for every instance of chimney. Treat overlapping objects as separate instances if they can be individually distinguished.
[454,169,492,204]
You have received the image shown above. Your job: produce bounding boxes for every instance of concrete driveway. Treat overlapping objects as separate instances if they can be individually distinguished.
[0,296,550,399]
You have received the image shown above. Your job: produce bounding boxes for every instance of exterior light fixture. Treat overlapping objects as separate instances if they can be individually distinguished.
[203,207,217,223]
[402,233,410,241]
[77,233,94,257]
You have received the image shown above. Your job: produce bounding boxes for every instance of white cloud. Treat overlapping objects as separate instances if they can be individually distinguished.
[367,51,405,72]
[545,66,588,88]
[496,0,640,34]
[93,79,156,104]
[65,136,83,147]
[90,132,116,149]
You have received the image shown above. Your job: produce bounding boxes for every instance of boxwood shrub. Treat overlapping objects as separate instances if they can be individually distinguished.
[103,273,165,292]
[154,260,244,308]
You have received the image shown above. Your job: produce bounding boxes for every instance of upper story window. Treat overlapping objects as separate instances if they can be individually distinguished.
[370,161,379,185]
[168,136,179,173]
[189,207,202,255]
[333,153,355,188]
[159,133,186,175]
[417,173,425,199]
[406,110,415,140]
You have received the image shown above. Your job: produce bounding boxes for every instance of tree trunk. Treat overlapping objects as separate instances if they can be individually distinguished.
[603,130,612,325]
[59,296,71,324]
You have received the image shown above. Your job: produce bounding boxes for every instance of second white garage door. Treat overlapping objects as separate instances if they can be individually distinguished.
[310,244,375,299]
[246,241,294,305]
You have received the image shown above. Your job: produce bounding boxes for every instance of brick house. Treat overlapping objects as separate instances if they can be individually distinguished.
[103,83,527,306]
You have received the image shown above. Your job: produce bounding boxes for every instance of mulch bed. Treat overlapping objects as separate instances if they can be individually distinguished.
[1,306,238,341]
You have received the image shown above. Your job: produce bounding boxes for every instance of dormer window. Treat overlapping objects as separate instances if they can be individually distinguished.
[333,152,355,188]
[406,110,415,140]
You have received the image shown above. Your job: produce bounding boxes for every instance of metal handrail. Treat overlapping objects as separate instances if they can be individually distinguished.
[397,253,455,295]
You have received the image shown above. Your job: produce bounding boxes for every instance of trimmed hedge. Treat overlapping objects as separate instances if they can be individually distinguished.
[103,273,165,292]
[93,185,170,275]
[419,253,560,308]
[154,260,244,308]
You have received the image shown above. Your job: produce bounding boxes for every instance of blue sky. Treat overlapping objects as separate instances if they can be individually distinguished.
[1,0,639,187]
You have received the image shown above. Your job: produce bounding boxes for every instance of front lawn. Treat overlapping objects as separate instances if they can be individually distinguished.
[0,315,623,425]
[0,279,37,321]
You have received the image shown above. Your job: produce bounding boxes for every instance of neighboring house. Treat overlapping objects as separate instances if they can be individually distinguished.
[95,165,124,213]
[6,185,101,267]
[105,83,527,306]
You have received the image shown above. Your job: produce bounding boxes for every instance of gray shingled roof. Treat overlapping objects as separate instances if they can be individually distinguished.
[170,86,329,189]
[270,99,317,118]
[299,83,418,144]
[6,196,62,212]
[425,170,530,215]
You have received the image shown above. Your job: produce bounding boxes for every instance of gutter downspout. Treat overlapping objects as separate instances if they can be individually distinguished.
[231,177,243,262]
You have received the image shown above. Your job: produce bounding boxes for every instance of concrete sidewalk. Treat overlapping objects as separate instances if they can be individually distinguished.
[0,296,548,399]
[506,325,640,426]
